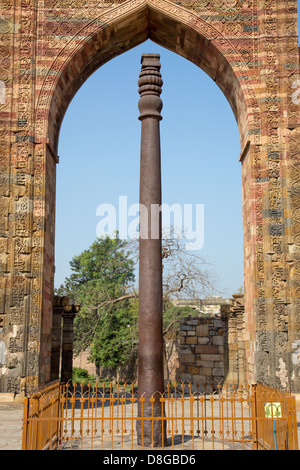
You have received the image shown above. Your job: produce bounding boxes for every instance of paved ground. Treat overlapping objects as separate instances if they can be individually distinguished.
[0,399,299,451]
[0,402,24,450]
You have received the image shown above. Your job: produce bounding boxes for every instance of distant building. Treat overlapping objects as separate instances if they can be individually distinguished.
[171,296,230,316]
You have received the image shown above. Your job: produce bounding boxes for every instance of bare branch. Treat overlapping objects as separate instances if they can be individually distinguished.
[163,319,180,337]
[89,291,138,311]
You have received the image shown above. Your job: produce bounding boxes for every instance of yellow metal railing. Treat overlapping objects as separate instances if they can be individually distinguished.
[22,380,299,450]
[252,383,298,450]
[22,381,61,450]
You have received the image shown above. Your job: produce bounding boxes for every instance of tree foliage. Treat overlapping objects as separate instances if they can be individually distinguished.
[60,235,136,371]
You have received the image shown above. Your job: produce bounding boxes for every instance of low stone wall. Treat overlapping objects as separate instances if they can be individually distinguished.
[73,349,97,377]
[179,316,226,386]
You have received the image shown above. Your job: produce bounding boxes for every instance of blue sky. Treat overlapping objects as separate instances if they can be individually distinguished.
[55,8,300,298]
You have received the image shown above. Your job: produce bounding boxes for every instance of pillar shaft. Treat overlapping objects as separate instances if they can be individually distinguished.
[61,310,76,384]
[137,53,165,447]
[50,307,63,382]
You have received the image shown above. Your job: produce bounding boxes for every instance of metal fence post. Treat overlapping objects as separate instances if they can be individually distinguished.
[251,384,259,449]
[22,397,29,450]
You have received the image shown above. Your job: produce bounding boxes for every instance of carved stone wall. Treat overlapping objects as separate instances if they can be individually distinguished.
[0,0,299,394]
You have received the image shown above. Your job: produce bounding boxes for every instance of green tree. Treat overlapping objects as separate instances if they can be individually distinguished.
[63,235,136,371]
[90,299,138,371]
[66,235,134,297]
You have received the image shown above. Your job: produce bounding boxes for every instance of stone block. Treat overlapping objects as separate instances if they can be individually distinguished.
[197,337,209,345]
[213,367,224,376]
[181,348,192,355]
[181,354,195,364]
[200,354,221,362]
[212,336,224,346]
[200,367,212,376]
[196,360,214,368]
[195,345,219,355]
[186,319,199,326]
[181,325,193,331]
[186,336,197,345]
[196,324,209,336]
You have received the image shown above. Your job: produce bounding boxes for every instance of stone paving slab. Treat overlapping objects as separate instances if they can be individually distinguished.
[0,402,24,450]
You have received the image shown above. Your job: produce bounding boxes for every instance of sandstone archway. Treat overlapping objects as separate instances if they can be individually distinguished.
[39,0,257,152]
[1,0,299,395]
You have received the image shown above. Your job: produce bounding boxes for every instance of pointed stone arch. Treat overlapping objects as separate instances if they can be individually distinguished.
[37,0,260,153]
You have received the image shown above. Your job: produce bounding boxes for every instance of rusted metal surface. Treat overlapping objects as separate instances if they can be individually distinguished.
[137,53,164,447]
[22,381,299,450]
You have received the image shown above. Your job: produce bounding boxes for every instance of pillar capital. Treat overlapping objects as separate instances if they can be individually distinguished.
[138,53,163,121]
